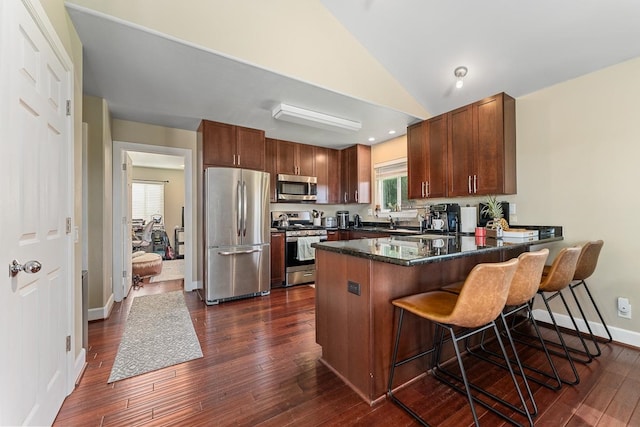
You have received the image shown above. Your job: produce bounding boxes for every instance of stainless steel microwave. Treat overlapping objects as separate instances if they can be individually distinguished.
[276,174,317,202]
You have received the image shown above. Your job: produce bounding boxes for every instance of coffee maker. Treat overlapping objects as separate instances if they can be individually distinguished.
[429,203,460,232]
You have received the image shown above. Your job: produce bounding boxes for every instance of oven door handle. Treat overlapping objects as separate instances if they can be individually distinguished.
[218,248,262,256]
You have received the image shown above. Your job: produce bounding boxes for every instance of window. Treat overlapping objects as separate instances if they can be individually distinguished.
[375,159,408,211]
[132,181,164,223]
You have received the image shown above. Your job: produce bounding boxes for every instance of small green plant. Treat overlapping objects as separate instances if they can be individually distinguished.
[481,195,503,219]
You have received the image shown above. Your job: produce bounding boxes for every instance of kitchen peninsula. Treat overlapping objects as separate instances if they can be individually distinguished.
[313,231,562,405]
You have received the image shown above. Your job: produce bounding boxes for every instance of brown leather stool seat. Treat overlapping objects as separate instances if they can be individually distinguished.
[449,250,565,395]
[387,258,534,426]
[510,246,585,386]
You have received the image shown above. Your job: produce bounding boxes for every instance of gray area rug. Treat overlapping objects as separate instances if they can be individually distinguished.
[108,291,203,383]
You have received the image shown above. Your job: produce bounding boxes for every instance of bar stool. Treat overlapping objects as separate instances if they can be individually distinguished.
[511,246,584,386]
[387,258,533,426]
[443,249,563,396]
[566,240,611,349]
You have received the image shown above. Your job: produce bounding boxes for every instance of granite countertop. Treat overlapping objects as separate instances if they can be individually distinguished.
[312,231,563,267]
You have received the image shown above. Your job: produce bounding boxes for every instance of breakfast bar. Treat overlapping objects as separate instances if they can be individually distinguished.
[313,230,563,405]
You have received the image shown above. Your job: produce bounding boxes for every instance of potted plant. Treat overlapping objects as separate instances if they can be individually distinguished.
[481,195,509,231]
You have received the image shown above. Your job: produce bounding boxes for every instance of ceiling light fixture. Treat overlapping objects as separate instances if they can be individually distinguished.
[454,66,468,89]
[272,103,361,132]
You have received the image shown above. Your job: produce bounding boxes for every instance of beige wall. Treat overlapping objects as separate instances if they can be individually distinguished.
[66,0,428,119]
[514,57,640,333]
[83,95,113,309]
[40,0,85,359]
[131,167,185,242]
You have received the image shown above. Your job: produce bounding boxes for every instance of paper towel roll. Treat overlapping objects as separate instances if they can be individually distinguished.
[460,206,478,233]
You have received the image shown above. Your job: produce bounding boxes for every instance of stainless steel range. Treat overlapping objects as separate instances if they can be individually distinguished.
[272,211,327,286]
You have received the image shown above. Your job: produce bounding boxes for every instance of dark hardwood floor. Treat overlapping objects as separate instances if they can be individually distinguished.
[54,281,640,426]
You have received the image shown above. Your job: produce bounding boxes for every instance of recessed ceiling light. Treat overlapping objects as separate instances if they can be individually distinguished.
[388,130,396,135]
[368,137,375,142]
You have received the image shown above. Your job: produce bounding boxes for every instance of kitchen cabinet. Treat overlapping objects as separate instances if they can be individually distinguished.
[407,115,447,199]
[270,231,285,286]
[265,138,278,202]
[338,230,351,241]
[326,230,339,241]
[340,144,371,204]
[315,146,341,204]
[199,119,265,171]
[276,139,315,176]
[447,93,516,196]
[349,230,390,239]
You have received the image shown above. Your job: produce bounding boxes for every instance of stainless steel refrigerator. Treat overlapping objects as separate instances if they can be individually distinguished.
[203,167,270,304]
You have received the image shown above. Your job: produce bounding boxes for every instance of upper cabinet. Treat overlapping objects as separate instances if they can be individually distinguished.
[315,147,341,204]
[276,139,315,176]
[407,92,516,199]
[341,144,371,204]
[447,93,516,196]
[407,115,448,199]
[265,138,278,202]
[199,119,265,171]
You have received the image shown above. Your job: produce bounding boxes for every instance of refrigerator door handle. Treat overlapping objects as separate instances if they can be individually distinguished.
[217,248,262,256]
[236,180,242,236]
[242,180,247,237]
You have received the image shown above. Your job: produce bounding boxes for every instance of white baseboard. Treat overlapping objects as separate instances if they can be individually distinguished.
[73,348,86,386]
[532,308,640,348]
[88,293,114,321]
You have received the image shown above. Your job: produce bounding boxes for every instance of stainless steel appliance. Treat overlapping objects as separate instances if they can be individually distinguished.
[271,210,327,286]
[353,214,362,228]
[276,174,317,202]
[337,210,349,229]
[203,167,270,304]
[323,216,337,228]
[429,203,460,232]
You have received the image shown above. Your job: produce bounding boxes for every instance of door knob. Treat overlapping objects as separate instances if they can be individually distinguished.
[9,259,42,277]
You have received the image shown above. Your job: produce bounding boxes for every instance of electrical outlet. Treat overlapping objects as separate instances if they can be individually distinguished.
[509,203,517,215]
[618,297,631,319]
[510,214,518,223]
[367,209,373,217]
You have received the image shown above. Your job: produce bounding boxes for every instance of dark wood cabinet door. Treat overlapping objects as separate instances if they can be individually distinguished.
[354,145,371,204]
[297,143,316,176]
[317,146,341,204]
[315,147,329,203]
[447,105,474,196]
[340,148,351,203]
[236,126,265,171]
[407,121,427,199]
[326,230,339,241]
[276,139,297,175]
[327,148,341,203]
[425,114,448,198]
[338,230,351,240]
[270,232,285,286]
[474,93,516,195]
[265,138,278,202]
[201,120,236,168]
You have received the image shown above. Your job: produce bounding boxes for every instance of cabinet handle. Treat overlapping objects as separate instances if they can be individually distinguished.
[425,181,429,198]
[237,154,241,166]
[421,182,425,198]
[468,176,472,194]
[233,154,236,165]
[473,175,477,193]
[344,192,347,203]
[355,190,358,203]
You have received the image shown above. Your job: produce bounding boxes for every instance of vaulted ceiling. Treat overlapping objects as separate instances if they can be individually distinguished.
[66,0,640,148]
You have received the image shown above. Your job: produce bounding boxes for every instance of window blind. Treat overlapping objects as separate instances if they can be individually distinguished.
[132,181,164,222]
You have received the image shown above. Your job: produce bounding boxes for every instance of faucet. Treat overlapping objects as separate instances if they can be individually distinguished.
[388,215,396,230]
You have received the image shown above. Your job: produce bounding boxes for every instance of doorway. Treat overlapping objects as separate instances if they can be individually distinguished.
[113,141,194,302]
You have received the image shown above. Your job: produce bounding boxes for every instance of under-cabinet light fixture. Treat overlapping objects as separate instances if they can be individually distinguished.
[272,103,362,132]
[454,66,468,89]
